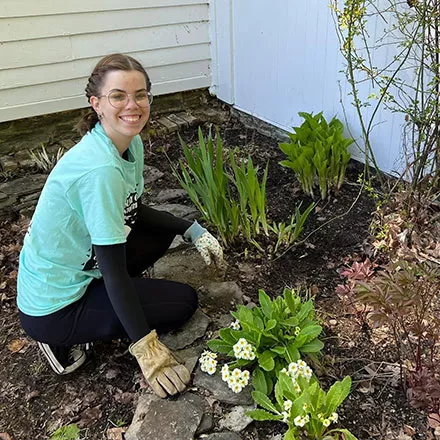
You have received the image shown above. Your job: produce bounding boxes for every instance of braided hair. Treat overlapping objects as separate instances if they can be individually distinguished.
[76,54,151,136]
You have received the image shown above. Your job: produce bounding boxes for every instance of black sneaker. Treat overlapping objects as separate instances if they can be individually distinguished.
[37,342,87,375]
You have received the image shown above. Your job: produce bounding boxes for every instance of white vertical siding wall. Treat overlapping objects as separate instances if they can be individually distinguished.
[211,0,406,175]
[0,0,210,122]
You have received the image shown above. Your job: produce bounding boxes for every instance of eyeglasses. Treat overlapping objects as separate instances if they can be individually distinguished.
[98,89,153,108]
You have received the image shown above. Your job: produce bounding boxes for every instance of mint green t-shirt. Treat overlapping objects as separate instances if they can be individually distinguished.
[17,123,144,316]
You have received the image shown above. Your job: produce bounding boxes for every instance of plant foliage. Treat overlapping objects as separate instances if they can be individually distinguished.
[248,372,356,440]
[279,112,352,199]
[207,288,324,394]
[171,128,313,250]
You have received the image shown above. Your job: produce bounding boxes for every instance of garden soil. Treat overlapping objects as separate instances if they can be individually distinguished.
[0,118,431,439]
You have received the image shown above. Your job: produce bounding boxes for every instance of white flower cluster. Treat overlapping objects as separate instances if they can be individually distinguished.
[318,412,338,427]
[232,338,256,360]
[293,414,310,427]
[280,359,313,393]
[199,350,218,375]
[230,320,241,330]
[221,365,250,393]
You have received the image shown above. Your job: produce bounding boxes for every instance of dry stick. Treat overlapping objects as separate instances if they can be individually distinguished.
[272,179,366,262]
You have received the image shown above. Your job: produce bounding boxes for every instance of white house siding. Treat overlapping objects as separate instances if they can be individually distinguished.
[211,0,406,175]
[0,0,210,122]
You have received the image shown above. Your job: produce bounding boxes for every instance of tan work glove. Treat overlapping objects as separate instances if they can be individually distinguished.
[129,330,190,398]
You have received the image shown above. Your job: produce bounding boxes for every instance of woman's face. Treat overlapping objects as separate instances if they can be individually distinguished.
[90,69,150,153]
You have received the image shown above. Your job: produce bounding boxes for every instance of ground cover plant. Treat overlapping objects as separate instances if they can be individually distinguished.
[0,116,432,439]
[200,289,357,439]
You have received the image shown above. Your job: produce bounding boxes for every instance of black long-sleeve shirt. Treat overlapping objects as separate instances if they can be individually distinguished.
[94,202,192,342]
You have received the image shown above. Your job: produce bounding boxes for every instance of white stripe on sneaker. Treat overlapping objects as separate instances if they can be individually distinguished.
[37,342,64,374]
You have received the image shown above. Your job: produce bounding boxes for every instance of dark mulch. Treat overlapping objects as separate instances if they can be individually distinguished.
[0,117,429,439]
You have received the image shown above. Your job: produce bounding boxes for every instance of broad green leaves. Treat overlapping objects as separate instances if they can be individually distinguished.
[326,377,352,413]
[279,112,353,200]
[49,424,80,440]
[207,288,323,377]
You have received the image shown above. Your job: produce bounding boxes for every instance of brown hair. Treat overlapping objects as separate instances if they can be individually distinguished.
[76,53,151,136]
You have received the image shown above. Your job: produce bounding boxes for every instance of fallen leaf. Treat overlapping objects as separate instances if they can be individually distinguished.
[0,433,12,440]
[78,405,102,428]
[429,413,440,429]
[105,368,119,380]
[114,392,134,405]
[25,390,40,402]
[404,425,416,436]
[107,427,126,440]
[7,338,28,353]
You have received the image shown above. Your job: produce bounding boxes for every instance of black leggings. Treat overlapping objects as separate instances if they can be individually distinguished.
[19,228,198,346]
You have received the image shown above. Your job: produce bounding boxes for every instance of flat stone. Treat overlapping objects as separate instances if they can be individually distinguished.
[219,406,255,432]
[156,116,179,133]
[166,113,189,129]
[193,107,229,125]
[152,203,199,220]
[212,313,234,330]
[143,165,164,185]
[153,189,187,204]
[125,394,161,440]
[0,156,19,172]
[175,342,205,375]
[176,112,199,126]
[193,368,253,405]
[20,192,41,203]
[17,158,37,168]
[137,398,203,440]
[161,309,211,350]
[58,139,76,150]
[180,392,214,435]
[199,281,244,311]
[0,192,7,201]
[167,235,189,252]
[0,174,47,197]
[0,196,17,210]
[154,248,224,290]
[203,432,243,440]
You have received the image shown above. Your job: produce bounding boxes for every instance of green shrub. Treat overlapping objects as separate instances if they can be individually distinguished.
[279,112,352,200]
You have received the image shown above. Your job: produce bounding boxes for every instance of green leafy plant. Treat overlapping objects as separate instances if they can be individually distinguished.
[171,128,241,244]
[29,144,64,173]
[229,153,270,239]
[171,128,311,251]
[49,424,80,440]
[279,112,352,199]
[249,367,356,440]
[270,203,315,254]
[207,288,324,394]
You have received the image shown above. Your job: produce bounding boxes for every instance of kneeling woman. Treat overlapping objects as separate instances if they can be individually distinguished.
[17,54,223,398]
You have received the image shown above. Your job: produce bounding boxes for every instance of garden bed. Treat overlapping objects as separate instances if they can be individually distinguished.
[0,116,431,439]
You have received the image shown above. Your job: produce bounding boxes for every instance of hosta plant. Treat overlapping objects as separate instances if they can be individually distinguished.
[279,112,352,200]
[248,362,356,440]
[207,288,324,394]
